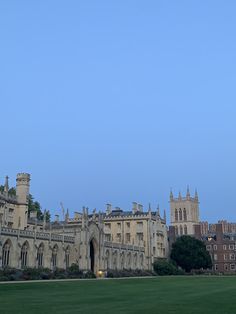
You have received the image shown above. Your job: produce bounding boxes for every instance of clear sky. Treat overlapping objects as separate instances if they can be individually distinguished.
[1,1,236,223]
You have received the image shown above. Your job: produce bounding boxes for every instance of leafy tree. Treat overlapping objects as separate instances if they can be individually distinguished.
[28,194,50,222]
[170,235,212,272]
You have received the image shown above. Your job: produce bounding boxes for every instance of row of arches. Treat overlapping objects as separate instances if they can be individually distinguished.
[175,208,187,222]
[2,239,71,269]
[104,249,144,270]
[175,225,188,236]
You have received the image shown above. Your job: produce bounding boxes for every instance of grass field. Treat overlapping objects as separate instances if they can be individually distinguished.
[0,277,236,314]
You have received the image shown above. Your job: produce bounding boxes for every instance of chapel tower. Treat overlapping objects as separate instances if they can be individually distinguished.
[170,187,199,236]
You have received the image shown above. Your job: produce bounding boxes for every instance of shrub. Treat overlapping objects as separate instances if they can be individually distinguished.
[153,260,184,276]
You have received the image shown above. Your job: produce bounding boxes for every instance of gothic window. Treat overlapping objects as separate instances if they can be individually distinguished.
[179,209,182,221]
[65,247,70,268]
[184,225,187,235]
[2,240,11,267]
[21,242,29,268]
[175,209,178,221]
[183,208,187,221]
[175,226,178,236]
[52,245,58,268]
[105,250,110,269]
[127,253,131,268]
[113,251,117,269]
[120,253,124,269]
[134,253,137,268]
[180,225,183,235]
[37,244,44,267]
[140,254,144,269]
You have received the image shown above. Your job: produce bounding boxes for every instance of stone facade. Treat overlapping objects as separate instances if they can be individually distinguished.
[0,173,167,272]
[170,187,199,236]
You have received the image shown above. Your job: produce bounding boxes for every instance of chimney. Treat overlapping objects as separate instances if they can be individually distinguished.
[106,203,112,215]
[132,202,138,214]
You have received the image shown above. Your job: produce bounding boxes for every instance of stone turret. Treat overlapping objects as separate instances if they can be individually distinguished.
[16,173,30,204]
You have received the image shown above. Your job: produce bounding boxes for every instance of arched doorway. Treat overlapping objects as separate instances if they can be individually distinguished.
[90,240,95,273]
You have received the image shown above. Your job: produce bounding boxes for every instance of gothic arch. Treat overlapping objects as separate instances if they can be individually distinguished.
[179,209,182,221]
[21,241,29,268]
[2,239,12,267]
[37,243,44,268]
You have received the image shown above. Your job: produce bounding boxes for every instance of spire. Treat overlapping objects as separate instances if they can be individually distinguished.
[4,176,9,194]
[186,185,190,198]
[148,203,151,214]
[178,191,182,200]
[157,204,160,216]
[148,203,151,212]
[170,189,173,201]
[163,209,166,222]
[195,189,198,201]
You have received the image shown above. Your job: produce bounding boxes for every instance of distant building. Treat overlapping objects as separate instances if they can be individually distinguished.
[170,187,199,236]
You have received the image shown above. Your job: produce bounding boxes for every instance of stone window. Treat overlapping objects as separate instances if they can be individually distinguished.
[65,247,70,268]
[213,254,218,261]
[183,208,187,221]
[230,254,235,260]
[126,222,130,228]
[184,225,187,235]
[229,244,234,250]
[21,242,29,268]
[223,245,227,250]
[175,209,178,221]
[206,245,211,251]
[179,209,182,221]
[37,244,44,267]
[105,234,111,242]
[180,225,183,235]
[224,254,227,260]
[230,264,235,271]
[125,233,131,243]
[136,232,143,241]
[52,245,58,268]
[214,264,218,271]
[224,264,229,271]
[213,245,217,250]
[2,240,11,267]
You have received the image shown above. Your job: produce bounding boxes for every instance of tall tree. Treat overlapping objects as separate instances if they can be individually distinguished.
[170,235,212,272]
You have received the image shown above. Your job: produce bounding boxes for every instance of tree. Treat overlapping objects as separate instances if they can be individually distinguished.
[28,194,50,222]
[170,235,212,272]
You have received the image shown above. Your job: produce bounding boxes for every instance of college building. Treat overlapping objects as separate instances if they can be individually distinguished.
[0,173,168,273]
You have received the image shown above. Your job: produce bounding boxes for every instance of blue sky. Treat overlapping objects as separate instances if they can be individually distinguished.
[1,1,236,223]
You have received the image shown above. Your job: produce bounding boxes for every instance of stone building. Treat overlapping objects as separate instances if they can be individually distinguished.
[170,187,199,236]
[0,173,168,273]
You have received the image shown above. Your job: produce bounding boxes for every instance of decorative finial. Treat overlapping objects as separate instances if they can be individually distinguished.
[157,204,160,216]
[195,189,198,201]
[163,209,166,221]
[148,203,151,211]
[178,191,182,200]
[170,188,173,201]
[4,176,9,194]
[186,185,190,198]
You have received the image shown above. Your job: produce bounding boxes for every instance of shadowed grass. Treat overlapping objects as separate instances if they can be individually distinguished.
[0,277,236,314]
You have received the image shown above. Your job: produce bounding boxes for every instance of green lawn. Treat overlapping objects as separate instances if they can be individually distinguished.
[0,277,236,314]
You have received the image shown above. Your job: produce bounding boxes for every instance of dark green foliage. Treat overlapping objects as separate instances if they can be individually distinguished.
[28,194,51,222]
[170,235,212,272]
[106,269,155,278]
[153,260,184,275]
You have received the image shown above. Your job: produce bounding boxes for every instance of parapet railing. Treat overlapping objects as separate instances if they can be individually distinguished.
[0,226,75,244]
